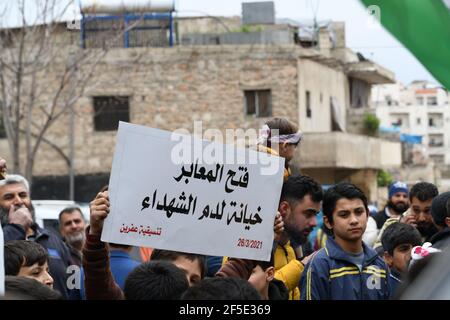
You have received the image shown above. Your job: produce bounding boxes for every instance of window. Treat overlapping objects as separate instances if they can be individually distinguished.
[393,118,402,126]
[429,118,435,127]
[430,155,445,165]
[417,118,421,125]
[306,90,311,118]
[93,96,130,131]
[416,97,424,105]
[244,90,272,117]
[428,134,444,147]
[386,95,393,106]
[427,96,437,106]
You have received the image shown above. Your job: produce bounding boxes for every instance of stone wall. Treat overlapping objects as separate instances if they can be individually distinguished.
[8,45,300,178]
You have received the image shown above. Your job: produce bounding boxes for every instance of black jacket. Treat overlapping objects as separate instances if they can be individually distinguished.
[373,208,390,229]
[268,278,289,300]
[65,241,82,267]
[430,227,450,250]
[3,223,72,299]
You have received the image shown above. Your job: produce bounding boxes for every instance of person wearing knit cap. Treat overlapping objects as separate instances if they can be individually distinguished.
[429,191,450,250]
[373,181,409,230]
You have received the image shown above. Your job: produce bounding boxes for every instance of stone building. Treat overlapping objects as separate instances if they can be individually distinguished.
[0,13,401,202]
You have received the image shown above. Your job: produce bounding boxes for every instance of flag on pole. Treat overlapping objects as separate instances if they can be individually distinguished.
[361,0,450,89]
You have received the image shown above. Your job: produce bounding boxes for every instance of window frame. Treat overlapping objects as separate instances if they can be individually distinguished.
[92,96,131,132]
[244,89,272,118]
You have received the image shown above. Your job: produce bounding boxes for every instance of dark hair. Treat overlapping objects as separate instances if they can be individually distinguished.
[265,118,298,135]
[253,252,274,271]
[124,261,189,300]
[4,240,49,275]
[431,191,450,228]
[58,206,84,224]
[322,182,368,224]
[381,222,422,256]
[3,276,62,300]
[280,175,323,207]
[264,118,298,149]
[409,182,438,202]
[150,249,207,279]
[181,277,261,300]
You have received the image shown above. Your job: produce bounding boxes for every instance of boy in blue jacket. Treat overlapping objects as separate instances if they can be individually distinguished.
[300,182,391,300]
[381,222,422,296]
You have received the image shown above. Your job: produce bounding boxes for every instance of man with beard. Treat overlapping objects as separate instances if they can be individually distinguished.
[373,181,409,230]
[373,182,439,255]
[401,182,439,242]
[59,207,86,267]
[0,174,72,299]
[275,174,323,300]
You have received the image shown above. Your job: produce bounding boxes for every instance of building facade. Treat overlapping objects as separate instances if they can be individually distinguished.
[1,15,401,201]
[374,81,450,190]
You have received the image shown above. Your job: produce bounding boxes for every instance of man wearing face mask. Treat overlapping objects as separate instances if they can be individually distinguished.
[373,181,410,230]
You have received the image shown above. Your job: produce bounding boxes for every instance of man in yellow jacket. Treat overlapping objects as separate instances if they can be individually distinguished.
[275,175,323,299]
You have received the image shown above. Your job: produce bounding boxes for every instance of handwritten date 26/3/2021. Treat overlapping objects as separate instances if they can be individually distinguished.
[237,238,263,249]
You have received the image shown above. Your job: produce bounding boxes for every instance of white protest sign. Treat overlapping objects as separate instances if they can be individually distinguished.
[0,225,4,296]
[101,122,285,261]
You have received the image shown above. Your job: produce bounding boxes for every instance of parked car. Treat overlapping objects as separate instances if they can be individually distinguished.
[32,200,90,233]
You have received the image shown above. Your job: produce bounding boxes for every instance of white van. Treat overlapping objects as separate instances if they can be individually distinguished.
[33,200,90,233]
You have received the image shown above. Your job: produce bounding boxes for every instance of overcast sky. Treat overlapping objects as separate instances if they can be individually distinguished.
[175,0,440,86]
[1,0,440,86]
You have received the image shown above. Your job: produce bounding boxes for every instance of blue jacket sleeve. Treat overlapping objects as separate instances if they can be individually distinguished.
[2,224,27,241]
[300,253,330,300]
[384,265,393,299]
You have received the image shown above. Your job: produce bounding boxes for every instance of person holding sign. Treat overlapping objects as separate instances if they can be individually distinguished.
[256,118,303,181]
[83,190,199,300]
[84,189,286,300]
[275,174,323,300]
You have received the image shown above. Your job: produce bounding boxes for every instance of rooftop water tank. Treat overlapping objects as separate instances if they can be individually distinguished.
[80,0,175,14]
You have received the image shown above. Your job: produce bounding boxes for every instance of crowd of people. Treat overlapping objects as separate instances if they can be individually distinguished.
[1,117,449,300]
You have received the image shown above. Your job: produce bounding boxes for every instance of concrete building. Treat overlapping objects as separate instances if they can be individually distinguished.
[0,6,401,201]
[374,81,450,190]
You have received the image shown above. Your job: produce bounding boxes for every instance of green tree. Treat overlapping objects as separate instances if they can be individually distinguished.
[377,170,393,187]
[363,113,380,137]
